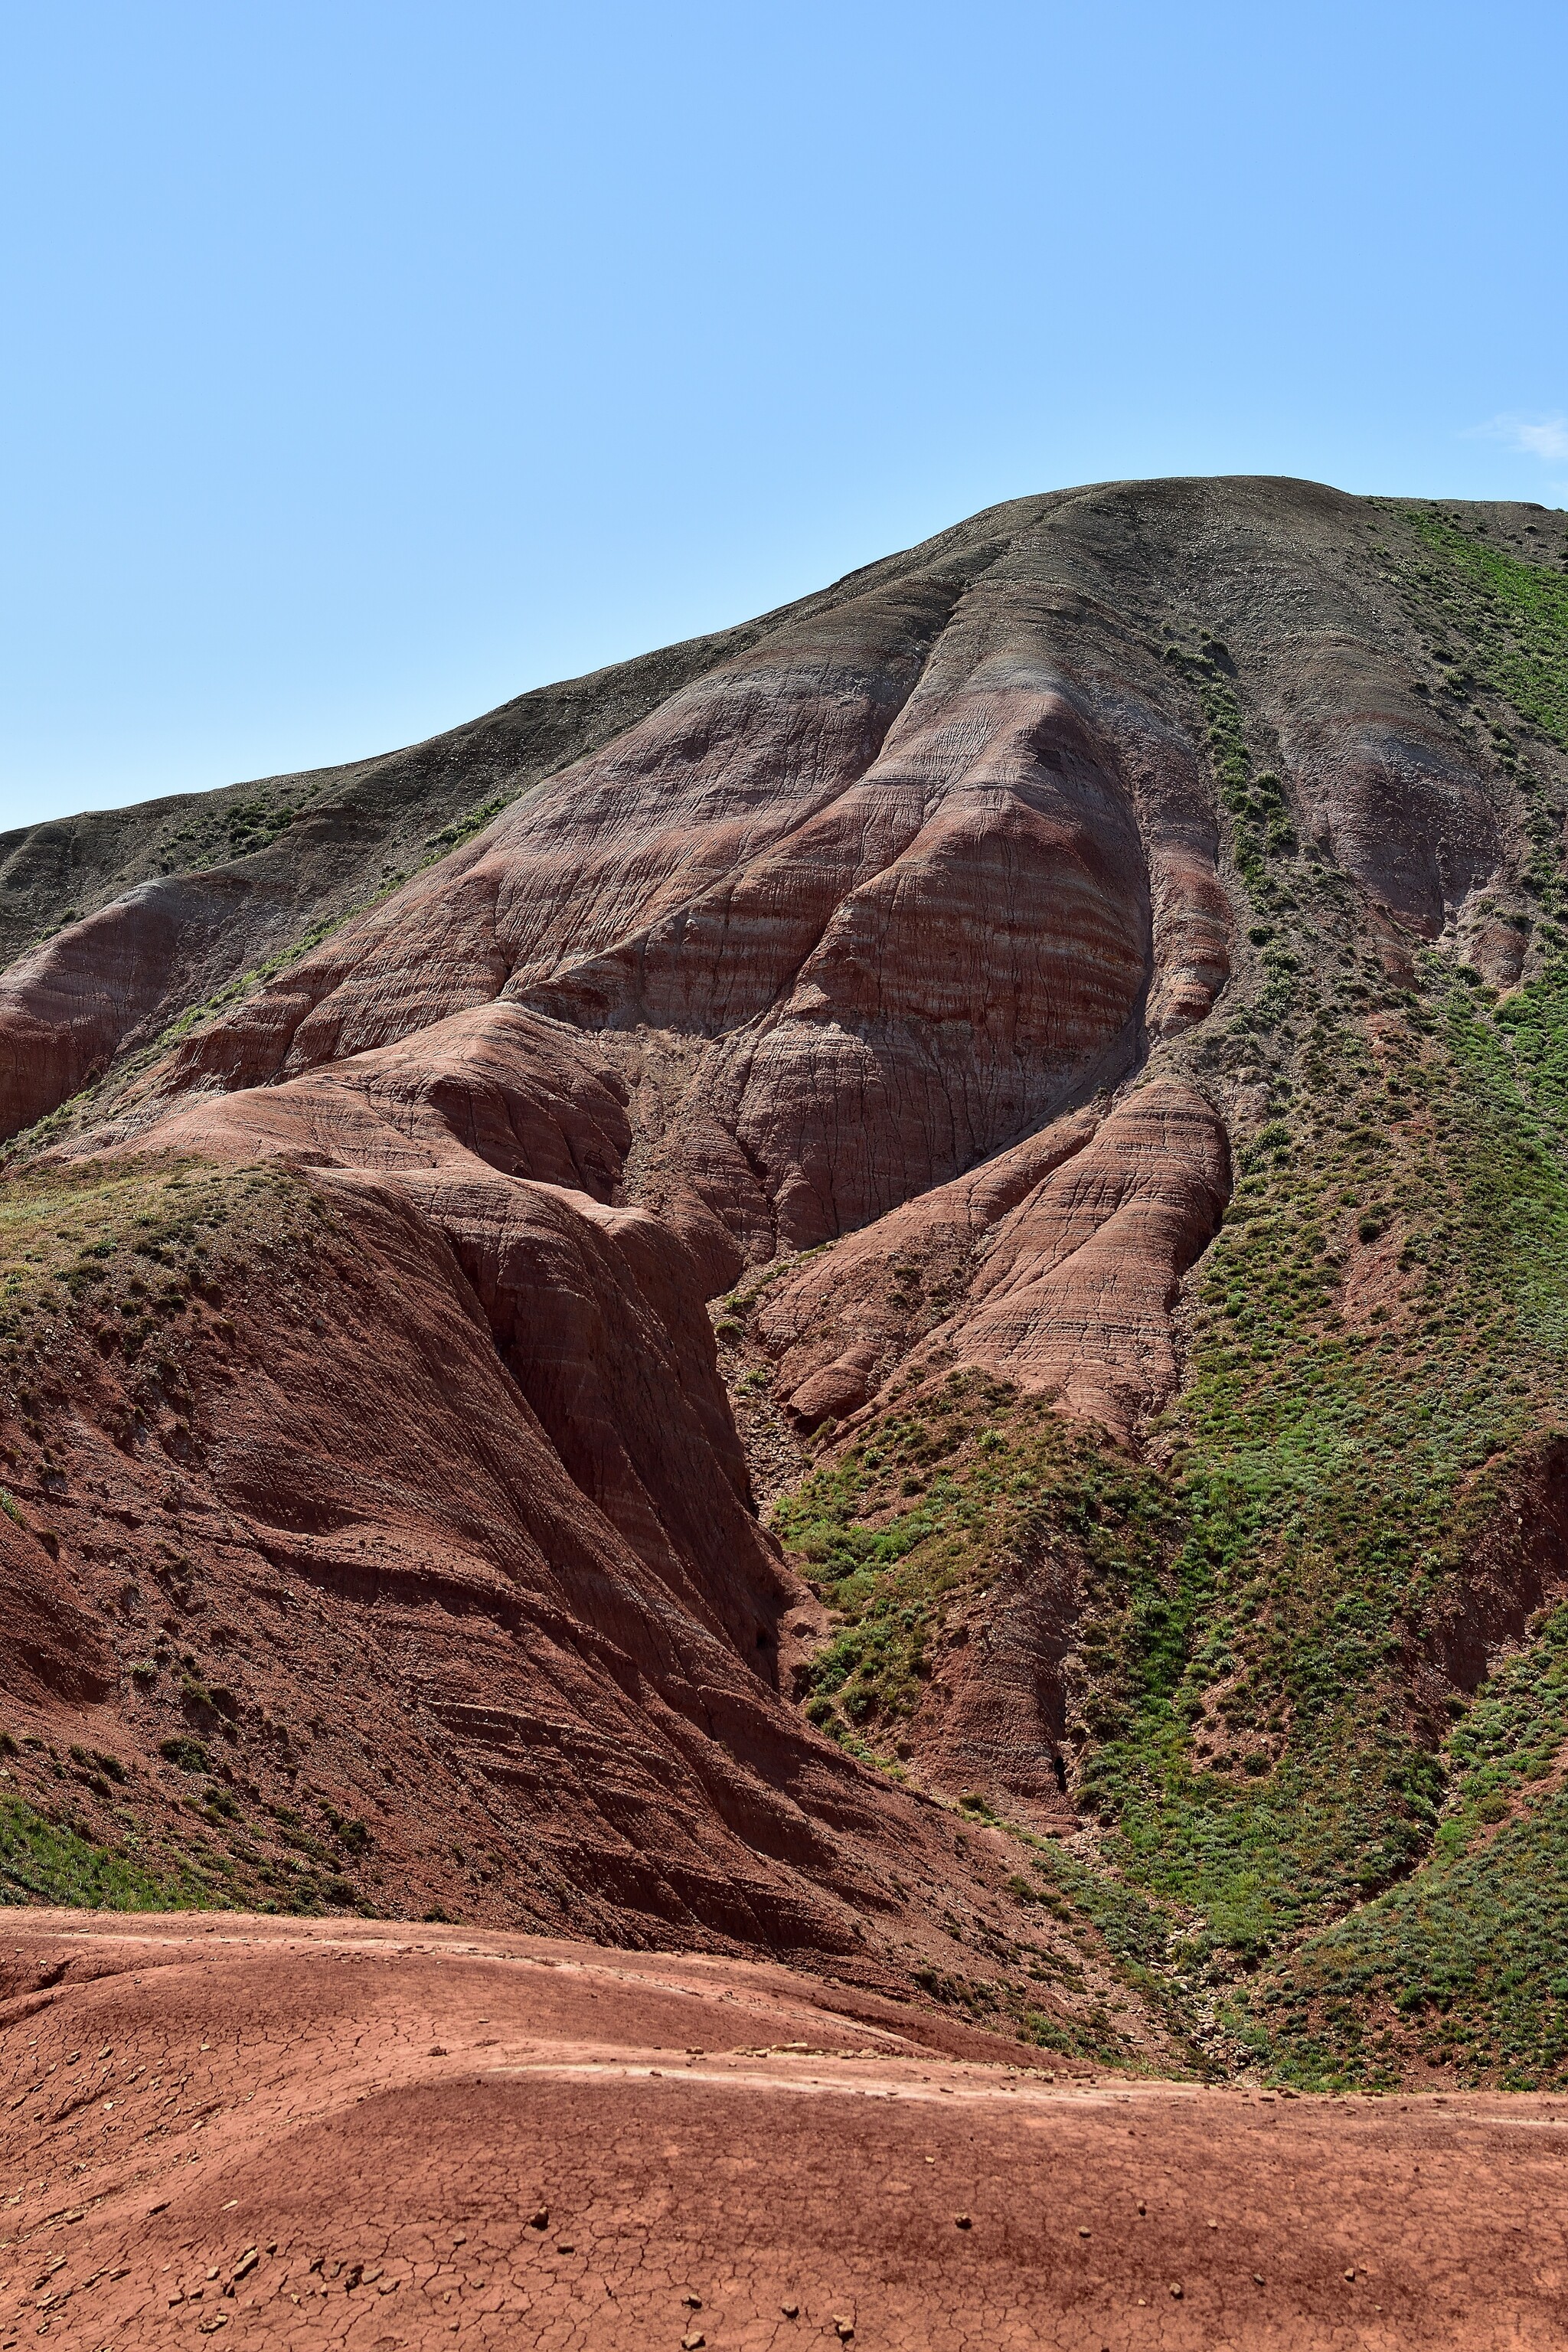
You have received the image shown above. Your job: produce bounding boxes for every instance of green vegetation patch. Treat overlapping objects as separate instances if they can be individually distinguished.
[1395,505,1568,751]
[0,1793,220,1910]
[775,970,1568,1974]
[774,1372,1159,1759]
[1236,1606,1568,2091]
[1096,972,1568,1954]
[0,1153,327,1359]
[157,779,330,874]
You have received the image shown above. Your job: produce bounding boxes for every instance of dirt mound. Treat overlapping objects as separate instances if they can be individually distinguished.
[2,1912,1563,2350]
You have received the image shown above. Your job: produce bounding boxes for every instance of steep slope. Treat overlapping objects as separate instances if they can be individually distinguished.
[0,1146,1181,2066]
[750,490,1568,2085]
[4,477,1568,2088]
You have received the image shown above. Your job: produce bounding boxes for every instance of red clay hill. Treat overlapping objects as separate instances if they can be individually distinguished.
[2,476,1566,2086]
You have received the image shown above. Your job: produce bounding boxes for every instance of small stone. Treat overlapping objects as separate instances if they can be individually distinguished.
[1253,2273,1266,2286]
[1344,2268,1357,2282]
[429,2046,448,2056]
[1136,2200,1146,2216]
[557,2243,575,2255]
[834,2323,854,2344]
[529,2208,549,2230]
[1170,2282,1184,2300]
[1078,2226,1091,2238]
[781,2305,799,2320]
[683,2295,702,2310]
[955,2213,972,2230]
[682,2335,705,2351]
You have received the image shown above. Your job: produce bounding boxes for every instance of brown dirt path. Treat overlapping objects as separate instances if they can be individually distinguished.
[1,1912,1563,2349]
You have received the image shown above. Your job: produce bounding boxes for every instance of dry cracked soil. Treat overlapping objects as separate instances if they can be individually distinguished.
[5,1913,1567,2352]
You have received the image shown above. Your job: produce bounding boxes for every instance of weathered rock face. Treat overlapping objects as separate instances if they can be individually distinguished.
[0,1152,1046,1974]
[0,607,784,1077]
[0,873,259,1141]
[751,1080,1230,1442]
[2,474,1558,1969]
[50,508,1244,1269]
[113,573,1161,1272]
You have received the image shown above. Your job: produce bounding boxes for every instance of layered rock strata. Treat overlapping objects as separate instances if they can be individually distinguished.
[2,474,1557,1971]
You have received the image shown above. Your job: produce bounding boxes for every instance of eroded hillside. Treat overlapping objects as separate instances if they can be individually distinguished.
[4,476,1568,2086]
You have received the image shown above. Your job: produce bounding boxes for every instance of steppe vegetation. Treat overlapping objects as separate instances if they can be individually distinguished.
[773,505,1568,2085]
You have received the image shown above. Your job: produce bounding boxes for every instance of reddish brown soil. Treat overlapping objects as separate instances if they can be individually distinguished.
[751,1082,1230,1443]
[2,1913,1562,2351]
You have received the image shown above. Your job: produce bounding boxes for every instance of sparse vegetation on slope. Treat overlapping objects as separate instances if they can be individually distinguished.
[1390,503,1568,753]
[0,1156,390,1919]
[1237,1604,1568,2090]
[0,1791,217,1910]
[771,501,1568,2082]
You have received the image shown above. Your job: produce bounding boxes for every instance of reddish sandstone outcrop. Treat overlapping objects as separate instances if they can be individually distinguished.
[0,872,260,1139]
[74,538,1236,1267]
[95,1004,780,1670]
[754,1080,1229,1442]
[0,1151,1043,1970]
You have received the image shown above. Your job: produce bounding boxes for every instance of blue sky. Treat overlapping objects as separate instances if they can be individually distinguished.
[2,0,1565,830]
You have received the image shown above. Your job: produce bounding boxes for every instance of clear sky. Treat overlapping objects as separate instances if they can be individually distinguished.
[3,0,1566,831]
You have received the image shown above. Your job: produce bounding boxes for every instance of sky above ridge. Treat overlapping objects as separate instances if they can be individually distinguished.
[2,0,1566,828]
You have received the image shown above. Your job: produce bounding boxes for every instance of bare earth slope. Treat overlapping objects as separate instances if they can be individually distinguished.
[5,1913,1568,2351]
[5,479,1568,2102]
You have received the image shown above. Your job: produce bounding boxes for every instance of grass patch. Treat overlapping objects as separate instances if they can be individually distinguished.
[1236,1606,1568,2089]
[775,970,1568,1968]
[0,1153,327,1361]
[0,1795,221,1910]
[1392,505,1568,751]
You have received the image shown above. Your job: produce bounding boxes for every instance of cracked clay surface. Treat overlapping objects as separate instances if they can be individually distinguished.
[2,1912,1563,2350]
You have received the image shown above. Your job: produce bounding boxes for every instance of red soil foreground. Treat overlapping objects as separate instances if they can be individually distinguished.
[1,1913,1562,2351]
